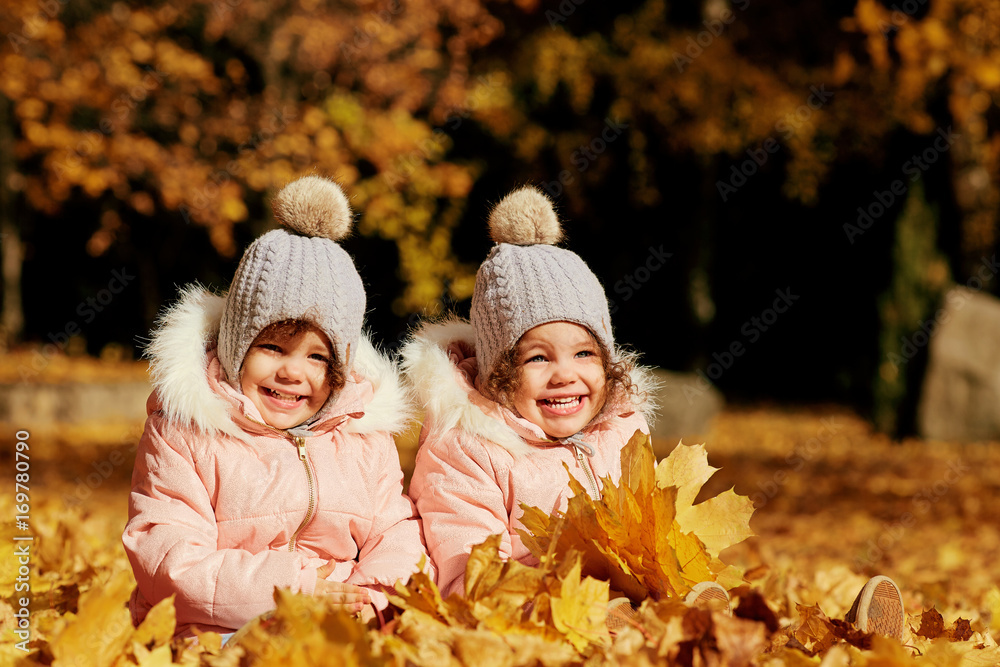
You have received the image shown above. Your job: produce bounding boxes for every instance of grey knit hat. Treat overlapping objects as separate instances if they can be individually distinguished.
[217,176,365,392]
[470,186,614,379]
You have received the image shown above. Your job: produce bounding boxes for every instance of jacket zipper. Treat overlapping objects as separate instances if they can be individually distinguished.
[572,444,601,500]
[243,416,317,553]
[288,435,316,553]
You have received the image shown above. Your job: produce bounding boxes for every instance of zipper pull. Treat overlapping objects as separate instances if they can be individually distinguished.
[567,436,595,457]
[294,436,306,461]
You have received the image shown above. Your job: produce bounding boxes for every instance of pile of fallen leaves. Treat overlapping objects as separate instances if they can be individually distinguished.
[2,410,999,666]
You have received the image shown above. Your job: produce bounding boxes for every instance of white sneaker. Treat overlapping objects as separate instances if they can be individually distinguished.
[606,597,639,633]
[684,581,731,614]
[844,575,905,641]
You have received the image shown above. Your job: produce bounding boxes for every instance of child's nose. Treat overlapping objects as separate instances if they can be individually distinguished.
[549,359,574,384]
[277,357,307,381]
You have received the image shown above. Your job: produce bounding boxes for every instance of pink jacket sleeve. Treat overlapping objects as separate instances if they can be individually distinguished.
[122,418,316,631]
[344,432,429,609]
[409,430,511,598]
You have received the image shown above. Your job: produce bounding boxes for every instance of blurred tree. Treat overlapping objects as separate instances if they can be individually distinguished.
[874,181,949,434]
[0,0,528,343]
[0,93,22,348]
[847,0,1000,280]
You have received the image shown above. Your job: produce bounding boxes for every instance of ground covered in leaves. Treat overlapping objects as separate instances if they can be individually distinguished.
[2,405,999,665]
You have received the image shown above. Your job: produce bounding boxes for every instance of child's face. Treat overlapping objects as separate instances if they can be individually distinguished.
[510,321,607,440]
[240,324,333,429]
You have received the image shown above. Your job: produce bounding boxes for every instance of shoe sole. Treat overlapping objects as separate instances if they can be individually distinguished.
[685,581,731,614]
[606,597,639,632]
[846,575,904,641]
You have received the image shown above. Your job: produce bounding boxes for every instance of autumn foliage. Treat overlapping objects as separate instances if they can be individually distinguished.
[2,0,999,328]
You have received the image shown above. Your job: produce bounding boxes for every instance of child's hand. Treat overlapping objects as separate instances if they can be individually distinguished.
[314,560,371,614]
[358,604,376,624]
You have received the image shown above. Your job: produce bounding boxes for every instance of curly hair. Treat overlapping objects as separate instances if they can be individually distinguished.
[248,319,347,394]
[482,328,640,417]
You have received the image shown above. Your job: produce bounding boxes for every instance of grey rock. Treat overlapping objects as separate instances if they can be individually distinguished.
[917,286,1000,441]
[647,368,724,454]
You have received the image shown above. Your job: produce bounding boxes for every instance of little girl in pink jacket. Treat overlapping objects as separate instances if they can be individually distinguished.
[404,186,656,598]
[403,186,909,646]
[122,176,426,638]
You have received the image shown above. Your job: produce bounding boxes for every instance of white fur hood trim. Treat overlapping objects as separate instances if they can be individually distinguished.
[400,318,659,457]
[146,285,414,439]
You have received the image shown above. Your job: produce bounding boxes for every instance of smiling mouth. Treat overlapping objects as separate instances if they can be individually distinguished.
[264,387,305,402]
[540,396,584,413]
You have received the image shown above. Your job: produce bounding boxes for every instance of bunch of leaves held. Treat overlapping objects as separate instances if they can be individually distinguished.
[519,431,754,605]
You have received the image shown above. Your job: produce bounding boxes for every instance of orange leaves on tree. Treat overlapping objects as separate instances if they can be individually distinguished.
[519,430,755,604]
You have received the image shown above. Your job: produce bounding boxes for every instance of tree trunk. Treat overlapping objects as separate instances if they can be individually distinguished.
[0,94,24,350]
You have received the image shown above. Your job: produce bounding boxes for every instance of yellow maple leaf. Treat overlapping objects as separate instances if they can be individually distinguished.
[49,568,135,667]
[129,595,175,651]
[666,520,714,589]
[390,566,465,627]
[675,486,756,559]
[548,555,610,653]
[654,440,717,509]
[133,643,175,667]
[792,603,836,655]
[516,505,553,562]
[466,548,548,632]
[659,441,755,559]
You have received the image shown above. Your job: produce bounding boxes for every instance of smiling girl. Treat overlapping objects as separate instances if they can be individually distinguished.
[122,176,426,639]
[402,186,656,598]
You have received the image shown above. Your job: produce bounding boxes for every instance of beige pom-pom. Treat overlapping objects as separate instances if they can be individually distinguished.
[488,186,562,245]
[272,175,352,241]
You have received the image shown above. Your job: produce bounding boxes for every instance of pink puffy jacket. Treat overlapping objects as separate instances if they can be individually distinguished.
[122,288,427,637]
[402,319,654,598]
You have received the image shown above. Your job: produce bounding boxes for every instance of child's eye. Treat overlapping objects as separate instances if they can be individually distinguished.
[258,343,282,352]
[575,350,596,358]
[525,354,546,363]
[309,353,330,363]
